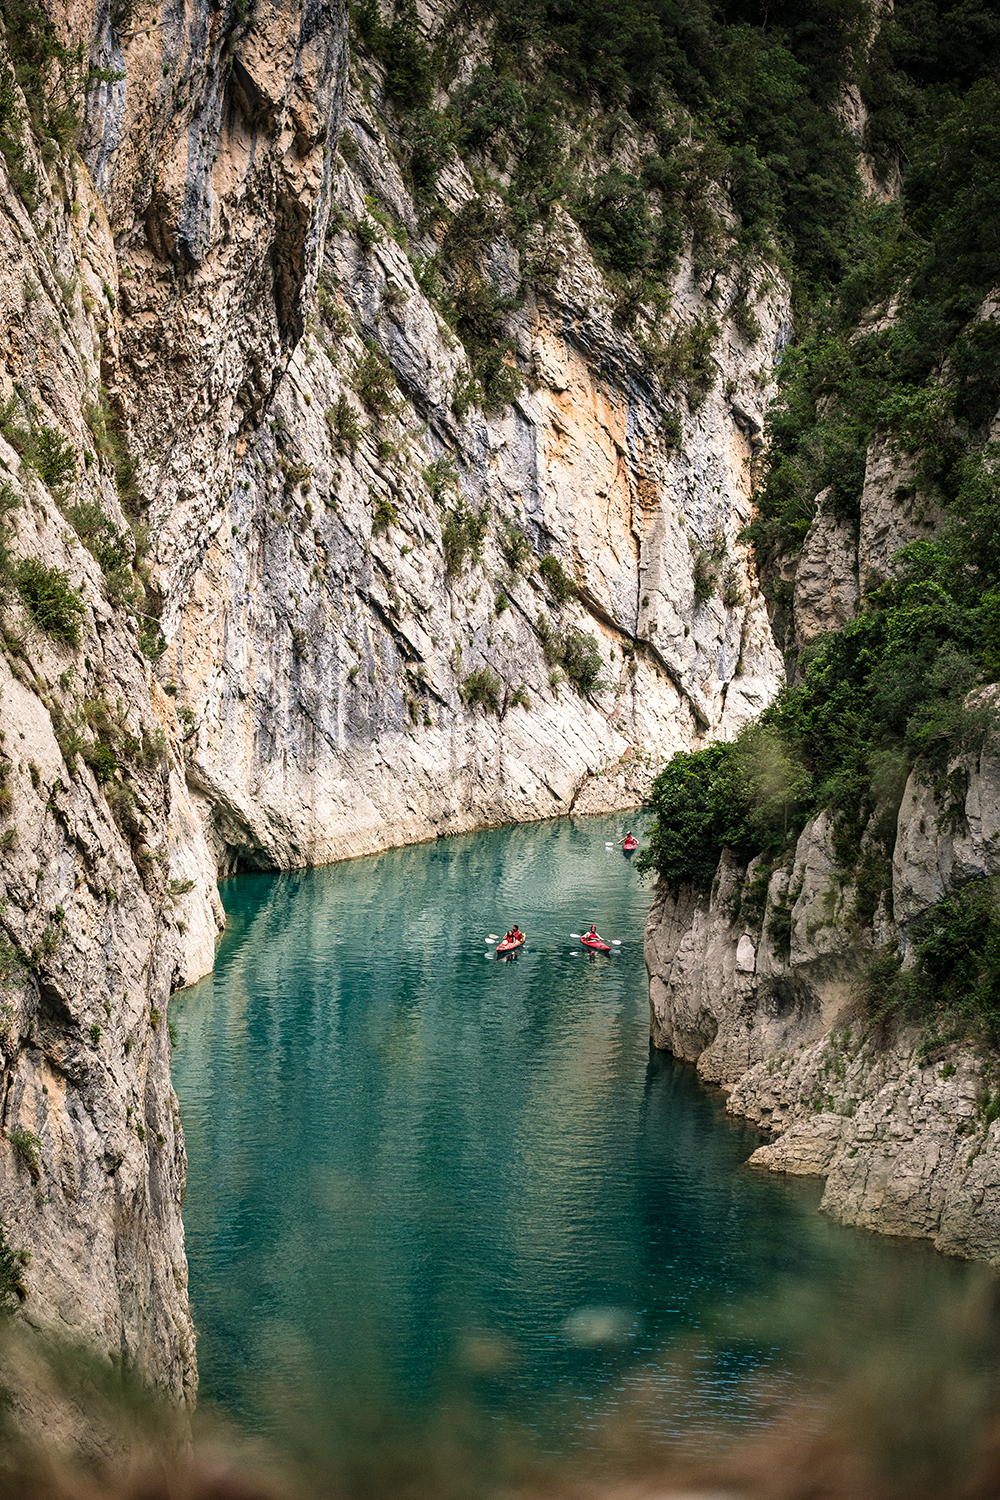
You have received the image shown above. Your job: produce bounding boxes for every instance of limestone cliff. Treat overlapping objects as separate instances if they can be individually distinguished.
[157,56,786,871]
[645,504,1000,1264]
[0,0,349,1405]
[645,757,1000,1264]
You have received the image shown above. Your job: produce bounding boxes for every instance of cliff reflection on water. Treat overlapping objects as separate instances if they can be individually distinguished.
[169,814,1000,1493]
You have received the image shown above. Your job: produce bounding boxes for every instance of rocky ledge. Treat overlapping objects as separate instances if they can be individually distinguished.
[644,748,1000,1264]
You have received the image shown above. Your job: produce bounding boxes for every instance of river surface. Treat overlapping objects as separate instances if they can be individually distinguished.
[171,812,986,1475]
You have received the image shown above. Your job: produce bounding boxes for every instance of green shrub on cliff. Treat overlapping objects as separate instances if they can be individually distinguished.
[641,466,1000,895]
[14,559,84,645]
[538,555,574,604]
[857,879,1000,1053]
[442,502,488,576]
[558,629,605,696]
[0,402,76,499]
[0,1221,23,1311]
[353,344,398,419]
[460,667,502,714]
[533,615,605,697]
[8,1128,41,1182]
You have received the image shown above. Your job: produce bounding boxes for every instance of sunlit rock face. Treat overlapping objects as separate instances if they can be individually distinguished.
[0,0,348,1407]
[156,70,788,870]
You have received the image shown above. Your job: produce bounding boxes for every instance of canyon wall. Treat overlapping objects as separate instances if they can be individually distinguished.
[0,0,351,1406]
[0,0,990,1410]
[156,57,787,872]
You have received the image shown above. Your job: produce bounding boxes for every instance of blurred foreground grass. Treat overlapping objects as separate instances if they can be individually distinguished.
[2,1260,1000,1500]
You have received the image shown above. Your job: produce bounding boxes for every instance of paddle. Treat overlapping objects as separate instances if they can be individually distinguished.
[486,935,499,942]
[571,933,623,945]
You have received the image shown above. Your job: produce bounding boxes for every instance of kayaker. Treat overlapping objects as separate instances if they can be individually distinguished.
[587,923,599,938]
[617,831,633,846]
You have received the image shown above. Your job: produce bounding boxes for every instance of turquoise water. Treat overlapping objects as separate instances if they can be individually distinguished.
[171,812,985,1470]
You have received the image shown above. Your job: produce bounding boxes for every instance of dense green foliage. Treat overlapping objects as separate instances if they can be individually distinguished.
[639,488,1000,887]
[747,82,1000,577]
[0,1222,22,1312]
[349,0,954,422]
[480,0,877,288]
[352,0,437,110]
[859,881,1000,1054]
[638,3,1000,963]
[635,745,753,890]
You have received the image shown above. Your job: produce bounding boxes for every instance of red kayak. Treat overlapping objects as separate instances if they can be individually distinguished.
[622,837,637,854]
[496,935,525,955]
[580,933,611,953]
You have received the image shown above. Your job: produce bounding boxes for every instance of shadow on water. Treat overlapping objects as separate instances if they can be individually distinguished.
[150,812,1000,1499]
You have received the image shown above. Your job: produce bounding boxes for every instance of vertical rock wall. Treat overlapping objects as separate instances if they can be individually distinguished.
[156,59,787,869]
[0,0,349,1403]
[644,654,1000,1260]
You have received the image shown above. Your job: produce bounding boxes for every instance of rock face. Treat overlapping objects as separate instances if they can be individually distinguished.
[0,0,349,1408]
[857,438,938,590]
[785,440,940,663]
[156,66,787,870]
[791,491,859,648]
[733,1036,1000,1263]
[645,750,1000,1264]
[0,456,203,1405]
